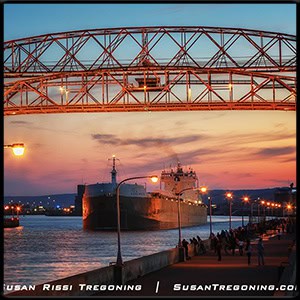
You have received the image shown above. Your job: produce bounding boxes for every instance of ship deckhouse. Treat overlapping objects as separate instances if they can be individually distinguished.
[160,162,201,203]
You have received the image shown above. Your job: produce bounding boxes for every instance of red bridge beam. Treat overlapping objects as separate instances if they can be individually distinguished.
[4,68,296,116]
[4,26,296,75]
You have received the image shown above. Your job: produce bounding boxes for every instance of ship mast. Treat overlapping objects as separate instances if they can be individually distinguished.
[109,155,119,186]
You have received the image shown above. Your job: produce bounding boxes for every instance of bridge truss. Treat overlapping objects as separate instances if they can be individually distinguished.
[4,26,296,115]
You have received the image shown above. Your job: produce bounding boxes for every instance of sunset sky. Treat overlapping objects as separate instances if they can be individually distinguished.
[3,3,296,196]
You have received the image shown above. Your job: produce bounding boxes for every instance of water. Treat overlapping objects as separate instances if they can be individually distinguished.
[4,215,244,287]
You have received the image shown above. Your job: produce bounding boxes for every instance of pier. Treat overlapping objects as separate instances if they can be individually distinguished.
[6,219,297,297]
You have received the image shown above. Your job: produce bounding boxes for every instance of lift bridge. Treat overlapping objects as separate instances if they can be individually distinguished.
[3,26,296,115]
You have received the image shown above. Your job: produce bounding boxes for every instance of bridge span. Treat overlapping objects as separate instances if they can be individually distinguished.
[4,26,296,115]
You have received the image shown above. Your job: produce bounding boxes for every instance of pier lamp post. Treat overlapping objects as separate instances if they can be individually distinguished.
[4,205,10,216]
[226,192,233,230]
[266,202,270,218]
[250,200,256,225]
[207,196,213,235]
[271,202,275,217]
[286,204,292,216]
[176,186,202,247]
[242,196,249,227]
[175,186,203,262]
[261,200,266,220]
[16,206,21,218]
[115,175,158,267]
[277,203,282,217]
[11,206,15,217]
[199,187,211,235]
[4,143,25,156]
[274,203,278,217]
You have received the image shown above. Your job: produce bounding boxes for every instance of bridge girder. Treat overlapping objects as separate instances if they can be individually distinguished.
[4,26,296,115]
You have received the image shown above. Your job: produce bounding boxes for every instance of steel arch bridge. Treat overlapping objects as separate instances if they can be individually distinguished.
[4,26,296,116]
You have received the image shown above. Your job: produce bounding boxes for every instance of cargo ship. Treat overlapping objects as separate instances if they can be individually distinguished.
[81,157,207,230]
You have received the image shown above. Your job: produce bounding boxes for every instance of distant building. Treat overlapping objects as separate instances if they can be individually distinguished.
[74,185,85,216]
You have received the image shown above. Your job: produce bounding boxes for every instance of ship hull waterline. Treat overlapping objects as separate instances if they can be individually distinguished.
[83,195,207,231]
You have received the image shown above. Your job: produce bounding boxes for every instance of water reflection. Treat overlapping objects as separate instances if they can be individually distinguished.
[4,215,243,286]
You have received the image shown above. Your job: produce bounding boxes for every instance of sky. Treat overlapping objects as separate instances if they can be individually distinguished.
[3,3,297,196]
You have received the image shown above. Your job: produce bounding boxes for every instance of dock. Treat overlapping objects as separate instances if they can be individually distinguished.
[4,217,20,228]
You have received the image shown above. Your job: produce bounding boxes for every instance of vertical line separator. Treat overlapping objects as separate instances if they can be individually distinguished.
[155,281,160,293]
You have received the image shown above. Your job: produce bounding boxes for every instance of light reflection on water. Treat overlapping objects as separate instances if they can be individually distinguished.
[4,215,244,286]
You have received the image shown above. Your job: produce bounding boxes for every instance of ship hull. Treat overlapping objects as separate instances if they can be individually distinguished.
[83,194,207,230]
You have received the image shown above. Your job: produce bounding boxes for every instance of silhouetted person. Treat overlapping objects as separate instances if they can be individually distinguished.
[230,236,236,255]
[245,239,252,265]
[238,239,244,256]
[209,233,215,251]
[216,238,222,261]
[192,237,199,255]
[257,237,265,266]
[182,239,190,260]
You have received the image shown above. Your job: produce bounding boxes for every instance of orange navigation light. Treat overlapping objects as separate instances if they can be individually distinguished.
[267,202,270,206]
[16,207,21,211]
[287,204,292,210]
[261,200,265,205]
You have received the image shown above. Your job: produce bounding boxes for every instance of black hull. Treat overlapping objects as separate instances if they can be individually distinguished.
[83,195,207,231]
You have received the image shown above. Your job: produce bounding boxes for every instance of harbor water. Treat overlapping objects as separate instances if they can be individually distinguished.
[4,215,245,287]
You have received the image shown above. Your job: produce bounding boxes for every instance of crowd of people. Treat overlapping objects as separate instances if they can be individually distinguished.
[180,217,295,264]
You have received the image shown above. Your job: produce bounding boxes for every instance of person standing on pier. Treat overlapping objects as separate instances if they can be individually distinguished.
[238,239,244,256]
[257,237,265,266]
[216,238,222,261]
[245,239,252,265]
[182,239,190,260]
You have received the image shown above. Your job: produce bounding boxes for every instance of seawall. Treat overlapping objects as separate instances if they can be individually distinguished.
[5,239,210,297]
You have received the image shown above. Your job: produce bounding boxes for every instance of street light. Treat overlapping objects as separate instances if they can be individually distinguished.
[199,187,211,235]
[257,197,261,221]
[176,186,201,247]
[11,206,15,217]
[261,200,266,219]
[16,206,21,218]
[176,188,207,247]
[115,175,158,267]
[277,203,283,217]
[226,192,233,230]
[4,143,25,156]
[286,204,292,216]
[271,202,275,217]
[242,196,249,227]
